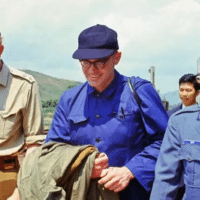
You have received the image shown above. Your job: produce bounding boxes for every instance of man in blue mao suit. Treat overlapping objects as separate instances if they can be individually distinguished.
[150,74,200,200]
[167,74,200,199]
[45,24,168,199]
[168,74,199,117]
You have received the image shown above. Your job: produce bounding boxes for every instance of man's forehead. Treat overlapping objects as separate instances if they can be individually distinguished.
[179,82,195,89]
[81,57,107,62]
[85,58,101,62]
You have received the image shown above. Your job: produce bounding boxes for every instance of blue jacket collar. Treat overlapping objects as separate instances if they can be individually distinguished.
[175,104,200,116]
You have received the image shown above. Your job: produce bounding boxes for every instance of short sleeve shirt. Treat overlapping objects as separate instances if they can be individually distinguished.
[0,62,45,155]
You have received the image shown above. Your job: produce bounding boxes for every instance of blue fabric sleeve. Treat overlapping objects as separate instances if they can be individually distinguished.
[125,79,169,192]
[150,116,182,199]
[45,92,71,143]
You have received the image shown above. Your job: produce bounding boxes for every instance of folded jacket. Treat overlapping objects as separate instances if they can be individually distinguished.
[17,142,119,200]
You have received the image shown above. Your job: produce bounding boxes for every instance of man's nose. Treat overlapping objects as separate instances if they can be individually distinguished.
[182,91,188,96]
[89,63,98,71]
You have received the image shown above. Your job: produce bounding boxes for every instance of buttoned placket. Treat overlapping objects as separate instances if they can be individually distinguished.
[94,92,101,120]
[94,92,102,144]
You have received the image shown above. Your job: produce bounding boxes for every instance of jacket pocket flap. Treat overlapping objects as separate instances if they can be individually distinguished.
[181,143,200,161]
[68,114,88,124]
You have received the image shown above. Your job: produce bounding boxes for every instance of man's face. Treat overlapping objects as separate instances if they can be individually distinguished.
[81,52,121,93]
[179,82,199,106]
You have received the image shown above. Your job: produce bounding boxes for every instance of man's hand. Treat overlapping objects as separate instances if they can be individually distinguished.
[98,166,134,192]
[90,153,109,179]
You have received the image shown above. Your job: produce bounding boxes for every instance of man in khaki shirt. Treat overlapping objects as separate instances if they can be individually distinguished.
[0,32,45,199]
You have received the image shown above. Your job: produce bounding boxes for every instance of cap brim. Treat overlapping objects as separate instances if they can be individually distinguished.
[72,49,116,59]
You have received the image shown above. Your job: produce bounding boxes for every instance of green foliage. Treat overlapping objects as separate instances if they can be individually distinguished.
[43,107,56,117]
[42,107,56,131]
[42,99,59,108]
[21,69,82,131]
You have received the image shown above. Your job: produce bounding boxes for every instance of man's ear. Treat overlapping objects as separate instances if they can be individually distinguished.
[114,51,122,65]
[0,45,4,57]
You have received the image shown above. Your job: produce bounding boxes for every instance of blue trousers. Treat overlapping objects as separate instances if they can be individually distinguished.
[119,179,150,200]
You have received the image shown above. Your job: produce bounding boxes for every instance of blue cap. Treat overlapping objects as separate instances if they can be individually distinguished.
[73,24,119,59]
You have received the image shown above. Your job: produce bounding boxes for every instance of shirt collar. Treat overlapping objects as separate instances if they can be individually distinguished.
[0,61,9,87]
[87,70,125,98]
[182,102,198,109]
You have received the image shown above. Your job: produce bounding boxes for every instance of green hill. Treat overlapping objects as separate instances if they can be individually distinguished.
[22,69,82,101]
[21,69,82,131]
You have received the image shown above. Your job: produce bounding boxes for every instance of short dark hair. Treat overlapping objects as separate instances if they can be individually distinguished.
[179,73,200,91]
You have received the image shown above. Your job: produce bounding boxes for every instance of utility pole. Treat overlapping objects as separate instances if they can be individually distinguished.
[149,66,155,87]
[148,66,168,110]
[197,57,200,73]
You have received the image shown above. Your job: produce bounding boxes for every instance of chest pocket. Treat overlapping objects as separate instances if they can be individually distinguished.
[111,110,142,142]
[181,143,200,187]
[113,110,135,121]
[0,111,17,139]
[67,114,90,144]
[0,110,22,139]
[68,115,88,124]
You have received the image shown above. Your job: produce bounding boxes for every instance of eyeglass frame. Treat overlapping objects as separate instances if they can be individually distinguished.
[79,52,116,70]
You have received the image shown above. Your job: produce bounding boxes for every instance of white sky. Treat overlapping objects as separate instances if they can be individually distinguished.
[1,0,200,94]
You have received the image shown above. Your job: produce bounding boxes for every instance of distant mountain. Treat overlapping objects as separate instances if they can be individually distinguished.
[22,69,82,101]
[22,69,181,109]
[160,90,181,109]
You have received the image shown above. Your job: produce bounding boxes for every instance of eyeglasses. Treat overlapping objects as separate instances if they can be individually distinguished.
[80,53,114,70]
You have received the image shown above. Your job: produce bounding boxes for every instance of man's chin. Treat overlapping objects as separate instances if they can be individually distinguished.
[88,79,99,86]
